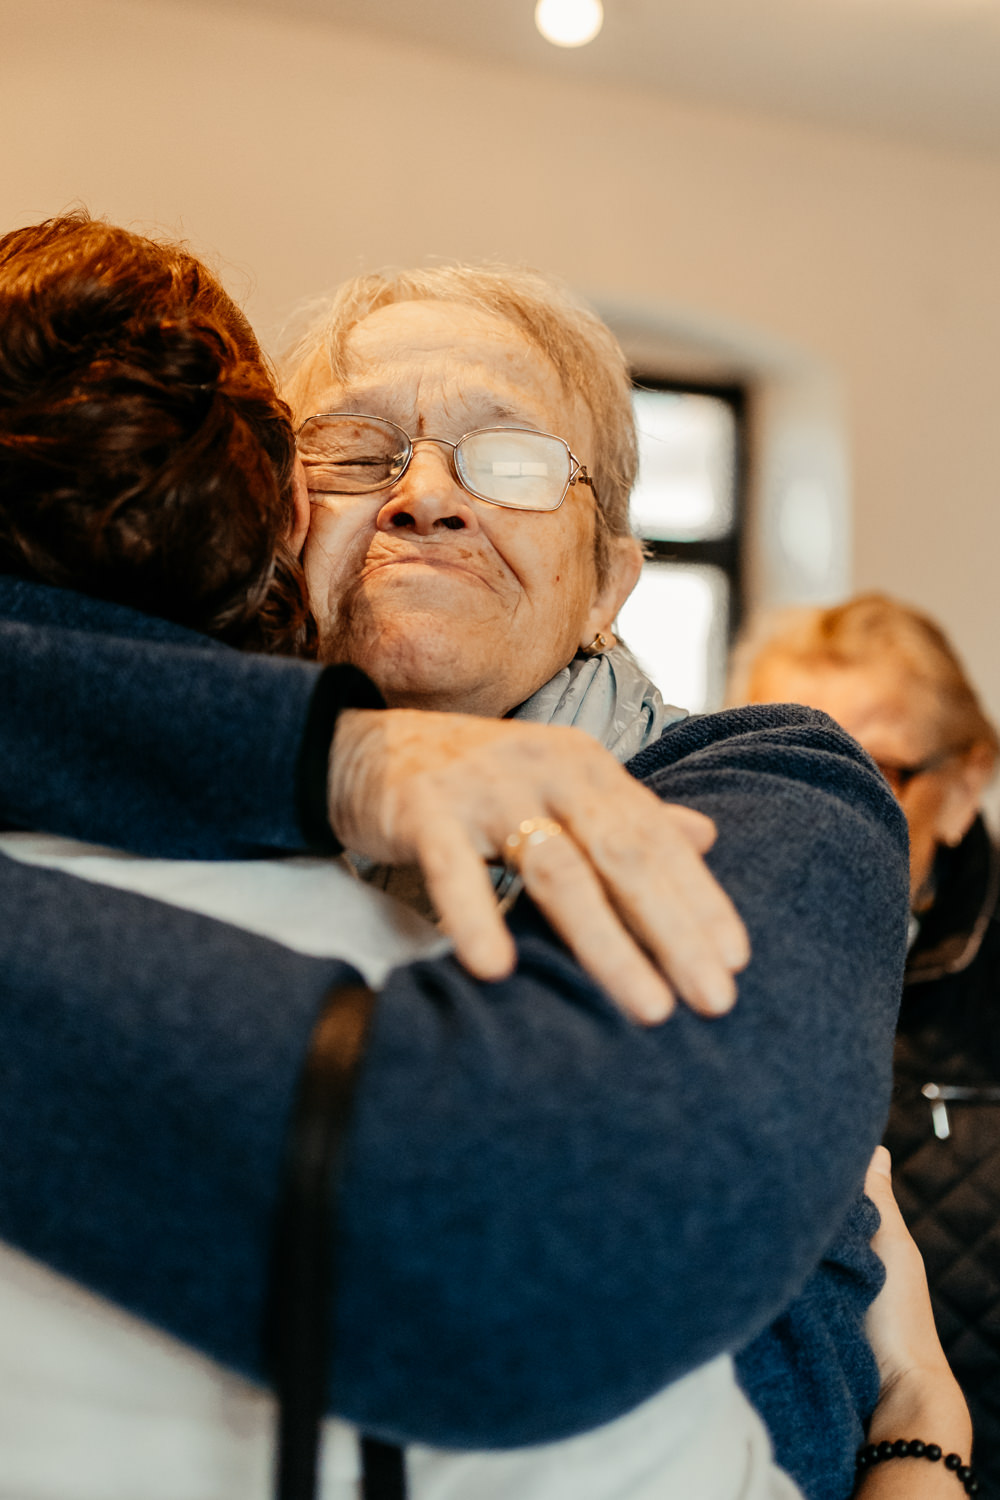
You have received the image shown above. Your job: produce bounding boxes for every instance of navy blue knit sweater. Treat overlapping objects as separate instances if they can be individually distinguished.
[0,577,908,1494]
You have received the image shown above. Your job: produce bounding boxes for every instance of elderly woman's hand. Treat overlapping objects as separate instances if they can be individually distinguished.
[327,708,750,1024]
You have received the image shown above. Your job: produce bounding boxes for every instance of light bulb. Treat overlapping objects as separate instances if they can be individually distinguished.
[534,0,604,49]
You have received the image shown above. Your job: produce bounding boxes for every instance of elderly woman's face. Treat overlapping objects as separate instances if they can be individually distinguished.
[295,300,638,718]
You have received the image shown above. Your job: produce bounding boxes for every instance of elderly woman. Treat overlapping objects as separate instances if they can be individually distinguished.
[283,269,697,983]
[745,593,1000,1493]
[0,226,955,1499]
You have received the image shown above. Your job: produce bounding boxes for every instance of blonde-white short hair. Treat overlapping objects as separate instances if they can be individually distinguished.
[280,263,638,580]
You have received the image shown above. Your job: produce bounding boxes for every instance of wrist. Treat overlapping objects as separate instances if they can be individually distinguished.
[299,666,386,854]
[867,1363,973,1459]
[327,707,385,850]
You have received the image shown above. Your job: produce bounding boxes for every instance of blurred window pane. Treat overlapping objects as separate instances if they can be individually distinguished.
[631,390,736,541]
[617,562,730,714]
[625,379,744,713]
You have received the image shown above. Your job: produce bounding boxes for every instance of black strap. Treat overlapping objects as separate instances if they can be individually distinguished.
[267,979,399,1500]
[361,1437,408,1499]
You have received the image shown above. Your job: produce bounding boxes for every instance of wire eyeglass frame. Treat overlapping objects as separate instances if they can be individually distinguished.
[297,411,597,514]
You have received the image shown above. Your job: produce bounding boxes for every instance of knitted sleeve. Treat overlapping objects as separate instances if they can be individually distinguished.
[0,578,383,857]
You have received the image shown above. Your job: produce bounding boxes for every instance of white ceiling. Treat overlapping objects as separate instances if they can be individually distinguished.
[181,0,1000,155]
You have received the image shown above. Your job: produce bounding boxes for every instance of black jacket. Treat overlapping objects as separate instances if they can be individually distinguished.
[887,815,1000,1493]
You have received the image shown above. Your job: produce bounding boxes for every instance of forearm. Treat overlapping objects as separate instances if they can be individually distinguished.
[334,820,905,1445]
[857,1148,975,1500]
[332,715,909,1445]
[0,607,381,857]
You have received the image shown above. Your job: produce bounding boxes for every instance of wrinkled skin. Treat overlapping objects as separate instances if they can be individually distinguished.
[329,706,749,1021]
[285,297,751,1020]
[297,300,639,718]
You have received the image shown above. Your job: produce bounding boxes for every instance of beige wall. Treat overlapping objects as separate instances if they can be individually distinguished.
[5,0,1000,717]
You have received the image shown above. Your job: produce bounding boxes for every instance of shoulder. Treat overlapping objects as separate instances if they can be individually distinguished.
[627,703,906,849]
[631,701,872,774]
[0,574,225,652]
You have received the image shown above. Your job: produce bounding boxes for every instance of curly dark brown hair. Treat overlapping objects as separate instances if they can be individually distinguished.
[0,212,314,654]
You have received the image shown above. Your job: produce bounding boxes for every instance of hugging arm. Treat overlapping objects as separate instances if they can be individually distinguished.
[0,707,908,1448]
[336,708,907,1444]
[0,586,351,859]
[0,577,748,1020]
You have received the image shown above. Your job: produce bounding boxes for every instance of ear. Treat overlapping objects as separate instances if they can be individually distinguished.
[287,455,311,558]
[937,741,996,847]
[579,535,644,650]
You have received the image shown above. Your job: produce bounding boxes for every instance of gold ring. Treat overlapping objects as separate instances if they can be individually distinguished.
[503,817,564,866]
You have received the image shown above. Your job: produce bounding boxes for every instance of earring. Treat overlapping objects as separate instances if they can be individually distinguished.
[581,632,610,657]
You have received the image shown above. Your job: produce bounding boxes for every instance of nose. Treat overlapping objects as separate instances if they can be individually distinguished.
[375,440,481,537]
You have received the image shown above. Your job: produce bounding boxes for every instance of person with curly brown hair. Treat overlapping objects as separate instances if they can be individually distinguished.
[0,215,313,655]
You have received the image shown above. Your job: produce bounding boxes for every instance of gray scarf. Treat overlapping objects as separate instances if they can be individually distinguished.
[512,642,685,763]
[352,646,686,913]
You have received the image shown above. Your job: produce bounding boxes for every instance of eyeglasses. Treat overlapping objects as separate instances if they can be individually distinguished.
[297,412,597,513]
[873,747,962,797]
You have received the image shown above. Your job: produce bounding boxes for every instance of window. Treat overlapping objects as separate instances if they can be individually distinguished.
[616,380,746,713]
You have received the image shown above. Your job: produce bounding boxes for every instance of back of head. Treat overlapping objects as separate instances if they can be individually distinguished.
[280,264,638,578]
[746,593,999,764]
[0,213,311,653]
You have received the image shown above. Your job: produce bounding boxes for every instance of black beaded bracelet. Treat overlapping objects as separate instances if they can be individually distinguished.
[855,1438,979,1494]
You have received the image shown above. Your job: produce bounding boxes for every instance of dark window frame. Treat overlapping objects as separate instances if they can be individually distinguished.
[629,375,749,644]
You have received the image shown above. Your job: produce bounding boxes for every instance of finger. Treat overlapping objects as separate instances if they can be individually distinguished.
[864,1147,902,1228]
[561,802,750,1001]
[862,1151,924,1293]
[648,828,750,975]
[599,858,743,1013]
[514,832,678,1024]
[645,817,751,973]
[561,787,750,971]
[612,871,740,1017]
[661,804,718,854]
[867,1144,893,1181]
[414,816,517,982]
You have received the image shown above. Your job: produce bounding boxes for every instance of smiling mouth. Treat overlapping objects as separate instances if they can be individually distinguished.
[364,556,492,586]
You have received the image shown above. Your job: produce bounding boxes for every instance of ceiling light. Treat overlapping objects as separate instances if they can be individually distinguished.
[534,0,604,49]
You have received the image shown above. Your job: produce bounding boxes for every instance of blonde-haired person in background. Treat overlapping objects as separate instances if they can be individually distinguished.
[743,592,1000,1492]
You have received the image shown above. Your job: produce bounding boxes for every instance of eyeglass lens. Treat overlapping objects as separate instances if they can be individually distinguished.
[298,414,571,511]
[298,415,409,494]
[455,430,568,511]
